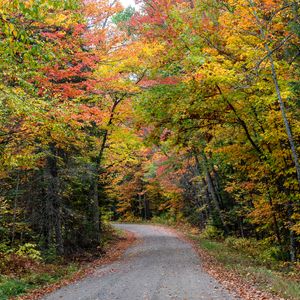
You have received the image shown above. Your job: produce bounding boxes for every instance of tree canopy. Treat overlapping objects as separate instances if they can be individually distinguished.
[1,0,300,264]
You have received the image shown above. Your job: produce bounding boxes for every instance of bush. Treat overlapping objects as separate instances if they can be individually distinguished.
[42,246,57,263]
[0,253,39,276]
[152,212,184,225]
[224,237,253,251]
[224,236,284,262]
[0,243,12,254]
[259,246,283,262]
[16,243,42,261]
[200,225,224,240]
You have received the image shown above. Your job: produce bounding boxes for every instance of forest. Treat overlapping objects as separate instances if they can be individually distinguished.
[1,0,300,297]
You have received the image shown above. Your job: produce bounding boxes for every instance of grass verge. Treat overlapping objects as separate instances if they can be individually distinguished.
[0,264,78,300]
[188,233,300,300]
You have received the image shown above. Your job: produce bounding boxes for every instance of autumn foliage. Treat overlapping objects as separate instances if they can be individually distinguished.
[1,0,300,286]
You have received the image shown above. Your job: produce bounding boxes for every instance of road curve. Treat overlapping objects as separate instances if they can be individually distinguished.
[43,224,237,300]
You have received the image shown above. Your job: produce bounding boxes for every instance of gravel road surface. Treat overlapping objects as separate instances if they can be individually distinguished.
[43,224,236,300]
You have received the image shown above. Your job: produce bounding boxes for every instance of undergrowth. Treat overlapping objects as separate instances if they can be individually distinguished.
[0,224,121,300]
[189,226,300,300]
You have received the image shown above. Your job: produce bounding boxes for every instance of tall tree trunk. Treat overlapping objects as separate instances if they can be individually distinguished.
[266,190,282,245]
[211,166,225,208]
[268,52,300,186]
[249,0,300,187]
[46,143,64,255]
[202,178,213,216]
[193,151,212,220]
[91,177,101,243]
[239,217,244,238]
[138,193,142,218]
[287,202,297,262]
[91,97,123,243]
[143,194,150,219]
[196,151,229,233]
[11,171,20,245]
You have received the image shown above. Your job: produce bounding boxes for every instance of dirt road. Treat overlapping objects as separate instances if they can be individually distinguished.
[43,224,236,300]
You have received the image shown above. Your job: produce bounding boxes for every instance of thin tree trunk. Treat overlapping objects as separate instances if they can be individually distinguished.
[287,202,297,262]
[144,195,150,219]
[248,0,300,187]
[11,171,20,245]
[239,217,244,238]
[216,84,263,156]
[211,166,224,208]
[46,143,64,255]
[91,178,100,243]
[266,191,282,245]
[193,151,212,219]
[202,178,213,216]
[91,97,123,243]
[197,151,229,233]
[268,53,300,186]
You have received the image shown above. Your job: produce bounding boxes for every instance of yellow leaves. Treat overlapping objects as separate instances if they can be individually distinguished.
[262,0,277,9]
[292,222,300,235]
[44,13,68,27]
[138,41,165,59]
[24,0,34,9]
[1,21,18,39]
[193,58,237,87]
[0,85,42,117]
[83,0,123,22]
[248,197,273,225]
[1,150,39,171]
[95,40,165,93]
[8,22,17,37]
[105,127,144,170]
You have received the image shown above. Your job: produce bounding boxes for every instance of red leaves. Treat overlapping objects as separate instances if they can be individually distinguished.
[74,105,105,126]
[40,50,99,99]
[41,31,66,40]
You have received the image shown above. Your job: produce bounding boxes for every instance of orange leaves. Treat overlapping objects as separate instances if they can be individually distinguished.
[83,0,123,23]
[78,105,104,124]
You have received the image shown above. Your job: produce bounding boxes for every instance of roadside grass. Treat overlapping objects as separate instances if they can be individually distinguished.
[193,237,300,300]
[0,264,78,300]
[0,277,29,300]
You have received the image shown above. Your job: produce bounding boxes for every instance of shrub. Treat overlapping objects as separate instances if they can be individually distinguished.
[224,236,284,262]
[16,243,42,261]
[0,253,40,276]
[224,237,253,251]
[0,243,12,254]
[200,225,224,240]
[42,246,57,263]
[152,211,186,225]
